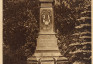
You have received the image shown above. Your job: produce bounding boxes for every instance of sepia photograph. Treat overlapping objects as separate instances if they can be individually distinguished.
[3,0,91,64]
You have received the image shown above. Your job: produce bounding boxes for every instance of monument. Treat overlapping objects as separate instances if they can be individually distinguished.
[27,0,68,64]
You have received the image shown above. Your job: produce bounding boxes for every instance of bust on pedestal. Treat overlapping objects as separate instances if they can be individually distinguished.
[27,0,68,64]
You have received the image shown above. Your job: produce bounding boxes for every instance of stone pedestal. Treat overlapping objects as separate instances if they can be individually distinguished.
[27,0,68,64]
[27,34,68,64]
[35,35,61,57]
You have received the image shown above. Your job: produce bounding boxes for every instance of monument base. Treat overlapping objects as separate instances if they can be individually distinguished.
[27,56,68,64]
[27,34,68,64]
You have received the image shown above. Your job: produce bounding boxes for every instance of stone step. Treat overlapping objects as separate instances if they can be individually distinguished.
[34,52,61,57]
[37,43,58,46]
[37,35,57,39]
[37,40,57,44]
[35,50,60,53]
[36,46,59,50]
[37,39,57,41]
[37,39,57,42]
[39,0,53,2]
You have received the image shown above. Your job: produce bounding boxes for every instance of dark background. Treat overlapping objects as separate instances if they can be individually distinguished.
[3,0,91,64]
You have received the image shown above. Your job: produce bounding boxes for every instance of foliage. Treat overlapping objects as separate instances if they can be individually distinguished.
[3,0,91,64]
[54,0,91,64]
[3,0,39,64]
